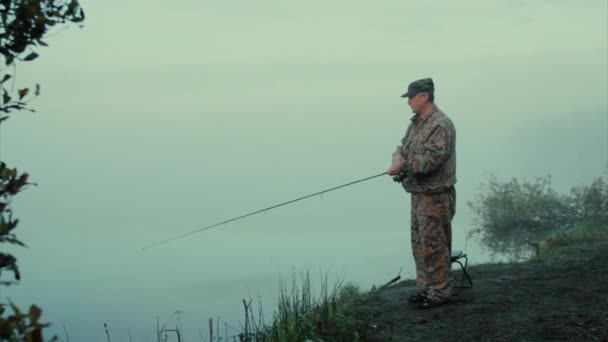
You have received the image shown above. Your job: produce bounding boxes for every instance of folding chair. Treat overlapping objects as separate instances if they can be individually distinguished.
[451,250,473,288]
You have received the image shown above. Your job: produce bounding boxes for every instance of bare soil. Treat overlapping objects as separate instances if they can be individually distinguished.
[350,239,608,342]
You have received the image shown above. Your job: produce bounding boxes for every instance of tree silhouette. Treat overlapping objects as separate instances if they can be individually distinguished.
[0,1,84,340]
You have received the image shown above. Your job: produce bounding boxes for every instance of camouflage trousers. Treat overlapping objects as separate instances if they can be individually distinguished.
[410,185,456,301]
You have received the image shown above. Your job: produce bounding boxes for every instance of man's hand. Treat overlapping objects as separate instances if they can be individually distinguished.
[387,164,402,176]
[388,148,405,176]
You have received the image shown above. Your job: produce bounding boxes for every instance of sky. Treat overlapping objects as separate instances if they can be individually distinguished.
[0,0,606,341]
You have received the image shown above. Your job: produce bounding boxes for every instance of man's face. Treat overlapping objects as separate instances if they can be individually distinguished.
[407,92,428,114]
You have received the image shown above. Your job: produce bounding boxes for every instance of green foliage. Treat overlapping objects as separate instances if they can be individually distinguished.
[0,133,49,342]
[238,271,364,342]
[468,173,608,260]
[0,302,57,342]
[0,0,84,121]
[564,177,608,229]
[0,162,31,285]
[467,174,567,259]
[538,224,608,258]
[0,1,85,340]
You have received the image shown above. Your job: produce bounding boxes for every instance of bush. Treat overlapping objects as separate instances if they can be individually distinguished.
[564,176,608,229]
[468,173,608,260]
[540,224,608,257]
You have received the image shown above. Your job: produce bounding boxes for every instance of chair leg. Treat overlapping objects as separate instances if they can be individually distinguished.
[462,255,472,288]
[452,257,473,288]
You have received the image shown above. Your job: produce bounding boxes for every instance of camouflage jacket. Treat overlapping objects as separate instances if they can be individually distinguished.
[396,104,456,193]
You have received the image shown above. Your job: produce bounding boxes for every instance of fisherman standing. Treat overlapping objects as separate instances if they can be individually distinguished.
[387,78,457,309]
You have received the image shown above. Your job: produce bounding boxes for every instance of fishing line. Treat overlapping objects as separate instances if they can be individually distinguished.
[141,171,388,251]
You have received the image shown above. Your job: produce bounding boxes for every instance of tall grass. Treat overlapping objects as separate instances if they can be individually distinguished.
[237,270,364,342]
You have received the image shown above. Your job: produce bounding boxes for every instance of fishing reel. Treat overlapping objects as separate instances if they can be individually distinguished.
[392,172,407,183]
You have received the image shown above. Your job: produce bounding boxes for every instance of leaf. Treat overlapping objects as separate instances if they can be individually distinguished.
[0,74,10,84]
[7,218,19,231]
[18,88,29,100]
[36,40,48,47]
[29,305,42,323]
[73,8,86,23]
[3,236,26,247]
[23,52,39,61]
[35,84,40,96]
[2,91,10,105]
[5,54,13,65]
[0,167,15,179]
[68,0,79,12]
[0,218,7,234]
[9,301,21,316]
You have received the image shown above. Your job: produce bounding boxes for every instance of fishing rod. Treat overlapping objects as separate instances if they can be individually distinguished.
[141,171,389,251]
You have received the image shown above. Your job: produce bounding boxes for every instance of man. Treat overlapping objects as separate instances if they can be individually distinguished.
[387,77,457,309]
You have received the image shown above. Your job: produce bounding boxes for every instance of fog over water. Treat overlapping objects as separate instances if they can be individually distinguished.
[0,0,606,340]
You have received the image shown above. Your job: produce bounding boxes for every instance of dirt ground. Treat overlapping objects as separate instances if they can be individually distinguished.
[350,239,608,342]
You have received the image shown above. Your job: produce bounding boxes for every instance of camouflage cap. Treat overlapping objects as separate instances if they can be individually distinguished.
[400,78,434,98]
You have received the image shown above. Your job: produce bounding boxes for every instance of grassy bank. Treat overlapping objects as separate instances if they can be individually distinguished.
[240,226,608,341]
